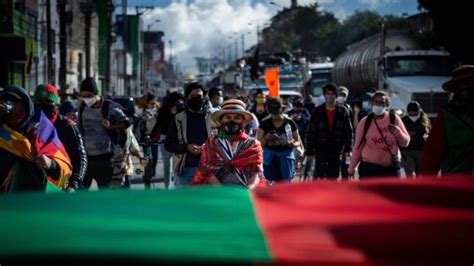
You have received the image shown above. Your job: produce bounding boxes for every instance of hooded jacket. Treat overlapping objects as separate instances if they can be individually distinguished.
[0,85,72,192]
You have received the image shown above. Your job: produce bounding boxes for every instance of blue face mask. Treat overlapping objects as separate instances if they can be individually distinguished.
[362,101,371,112]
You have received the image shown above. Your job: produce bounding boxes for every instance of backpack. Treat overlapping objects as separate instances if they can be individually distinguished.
[79,99,127,147]
[358,112,396,149]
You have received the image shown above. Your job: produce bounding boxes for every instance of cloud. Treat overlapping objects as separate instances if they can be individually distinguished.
[143,0,272,74]
[358,0,400,9]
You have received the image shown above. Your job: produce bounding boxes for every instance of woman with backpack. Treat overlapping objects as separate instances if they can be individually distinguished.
[348,91,411,178]
[401,101,431,177]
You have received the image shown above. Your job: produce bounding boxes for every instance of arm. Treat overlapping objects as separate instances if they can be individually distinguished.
[164,117,187,153]
[348,118,366,176]
[65,123,88,189]
[305,109,318,156]
[392,115,411,147]
[343,108,354,153]
[421,112,445,175]
[291,130,301,148]
[256,128,266,146]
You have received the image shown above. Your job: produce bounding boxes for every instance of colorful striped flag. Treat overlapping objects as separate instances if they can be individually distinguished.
[0,176,473,265]
[0,111,71,192]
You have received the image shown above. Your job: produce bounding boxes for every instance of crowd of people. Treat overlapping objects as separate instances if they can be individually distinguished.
[0,65,473,193]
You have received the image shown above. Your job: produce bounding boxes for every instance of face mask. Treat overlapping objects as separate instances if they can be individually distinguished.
[221,121,242,135]
[37,102,57,120]
[372,105,386,116]
[175,100,185,112]
[145,108,156,115]
[188,96,204,112]
[362,101,371,112]
[337,96,347,104]
[267,106,281,115]
[83,97,97,107]
[216,96,223,105]
[409,114,420,122]
[67,112,78,122]
[255,98,265,105]
[325,95,336,104]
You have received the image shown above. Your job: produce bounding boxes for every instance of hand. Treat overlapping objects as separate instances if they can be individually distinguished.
[264,133,277,141]
[32,155,52,170]
[101,119,111,129]
[388,124,401,136]
[288,140,299,148]
[353,106,361,114]
[187,144,202,155]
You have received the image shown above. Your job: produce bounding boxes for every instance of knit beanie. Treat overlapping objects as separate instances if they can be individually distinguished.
[33,84,60,105]
[80,77,98,95]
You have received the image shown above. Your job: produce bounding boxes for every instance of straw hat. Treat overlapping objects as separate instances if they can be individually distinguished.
[442,65,474,92]
[211,99,253,125]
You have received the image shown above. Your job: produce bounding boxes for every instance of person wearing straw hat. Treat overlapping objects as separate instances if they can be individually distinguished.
[422,65,474,175]
[192,99,264,189]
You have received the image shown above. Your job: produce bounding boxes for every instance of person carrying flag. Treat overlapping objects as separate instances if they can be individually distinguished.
[0,85,72,192]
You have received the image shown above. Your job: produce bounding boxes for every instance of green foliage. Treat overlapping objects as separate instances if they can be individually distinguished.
[260,7,421,61]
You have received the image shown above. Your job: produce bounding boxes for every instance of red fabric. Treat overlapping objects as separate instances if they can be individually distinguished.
[421,111,446,175]
[327,109,335,130]
[252,176,474,265]
[192,133,263,185]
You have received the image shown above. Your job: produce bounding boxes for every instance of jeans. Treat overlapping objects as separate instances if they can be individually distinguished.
[82,153,113,189]
[159,143,173,189]
[150,143,159,176]
[175,167,196,187]
[263,148,295,182]
[359,161,398,178]
[402,150,422,177]
[314,153,341,179]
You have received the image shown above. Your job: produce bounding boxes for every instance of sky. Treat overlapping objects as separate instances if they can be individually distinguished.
[123,0,420,74]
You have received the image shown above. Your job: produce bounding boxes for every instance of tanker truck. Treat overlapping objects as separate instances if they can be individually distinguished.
[332,30,456,117]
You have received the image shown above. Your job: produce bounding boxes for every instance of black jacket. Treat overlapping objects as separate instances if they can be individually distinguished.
[54,115,87,189]
[401,116,427,151]
[305,104,353,156]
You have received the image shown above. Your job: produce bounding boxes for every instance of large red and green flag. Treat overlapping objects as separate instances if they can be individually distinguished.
[0,176,473,265]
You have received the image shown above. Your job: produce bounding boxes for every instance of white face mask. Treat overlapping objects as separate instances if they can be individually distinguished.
[337,96,347,104]
[83,97,97,107]
[372,105,386,116]
[216,96,223,105]
[409,114,420,122]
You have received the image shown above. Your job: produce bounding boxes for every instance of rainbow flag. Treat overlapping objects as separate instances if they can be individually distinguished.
[0,111,72,192]
[0,176,472,265]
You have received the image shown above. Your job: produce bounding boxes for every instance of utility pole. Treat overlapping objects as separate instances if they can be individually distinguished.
[81,0,95,78]
[105,0,115,95]
[122,0,128,96]
[234,38,238,61]
[135,5,153,96]
[241,34,245,58]
[46,0,54,84]
[58,0,67,94]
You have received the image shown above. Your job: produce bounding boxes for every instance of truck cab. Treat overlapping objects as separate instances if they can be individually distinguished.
[380,50,455,117]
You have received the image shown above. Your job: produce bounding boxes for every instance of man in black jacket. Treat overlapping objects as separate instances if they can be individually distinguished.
[305,83,353,179]
[34,84,87,190]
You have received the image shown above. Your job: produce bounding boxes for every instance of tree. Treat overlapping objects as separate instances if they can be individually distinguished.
[418,0,473,64]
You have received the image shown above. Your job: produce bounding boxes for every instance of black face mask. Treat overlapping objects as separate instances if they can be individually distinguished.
[221,121,242,135]
[37,102,57,119]
[188,97,205,112]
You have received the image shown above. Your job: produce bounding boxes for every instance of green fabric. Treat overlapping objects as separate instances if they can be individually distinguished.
[0,187,270,263]
[33,84,60,105]
[442,110,474,173]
